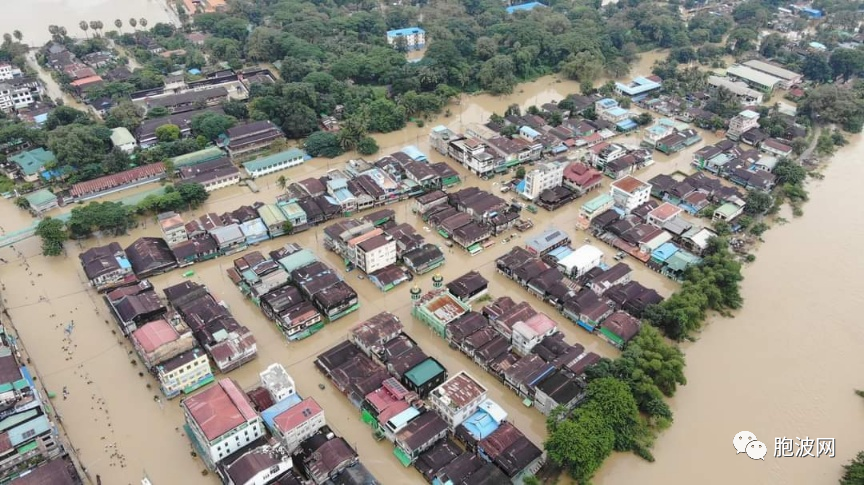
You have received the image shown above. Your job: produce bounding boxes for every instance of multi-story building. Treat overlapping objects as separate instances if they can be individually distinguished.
[158,211,189,247]
[428,371,488,429]
[0,80,39,112]
[155,347,213,399]
[79,242,134,291]
[182,378,265,470]
[259,363,296,403]
[520,161,565,201]
[726,110,760,141]
[242,148,306,178]
[0,64,22,80]
[355,234,397,274]
[267,397,326,453]
[610,175,651,214]
[386,27,426,50]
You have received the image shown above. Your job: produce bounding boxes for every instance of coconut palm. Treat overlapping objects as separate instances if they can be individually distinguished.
[79,21,89,39]
[89,21,99,37]
[48,25,58,40]
[139,18,148,30]
[12,30,22,43]
[114,19,122,33]
[277,176,287,190]
[129,18,137,31]
[58,26,67,38]
[95,21,104,36]
[2,34,11,46]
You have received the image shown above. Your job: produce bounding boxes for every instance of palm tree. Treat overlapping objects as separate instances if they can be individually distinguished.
[139,18,148,30]
[79,21,89,39]
[12,31,22,43]
[114,19,122,33]
[129,18,137,31]
[89,21,99,37]
[48,25,58,41]
[58,26,67,38]
[2,34,11,46]
[95,21,104,36]
[277,176,287,190]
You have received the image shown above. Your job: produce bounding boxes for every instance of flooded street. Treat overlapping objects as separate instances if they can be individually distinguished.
[0,47,858,485]
[0,0,175,46]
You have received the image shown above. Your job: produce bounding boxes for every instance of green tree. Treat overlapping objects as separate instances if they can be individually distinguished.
[14,197,29,209]
[830,48,864,82]
[277,175,287,189]
[35,217,67,256]
[304,131,343,158]
[744,190,773,215]
[175,182,209,208]
[67,202,134,237]
[222,100,249,120]
[155,124,181,142]
[104,101,144,132]
[357,136,379,156]
[191,112,236,140]
[45,106,91,130]
[363,99,405,133]
[546,408,615,483]
[48,124,111,170]
[841,451,864,485]
[516,166,526,179]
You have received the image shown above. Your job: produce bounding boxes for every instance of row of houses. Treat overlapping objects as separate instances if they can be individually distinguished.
[495,230,663,344]
[0,328,82,483]
[410,275,601,416]
[418,187,522,253]
[225,242,360,340]
[316,312,545,483]
[326,209,445,279]
[180,365,379,484]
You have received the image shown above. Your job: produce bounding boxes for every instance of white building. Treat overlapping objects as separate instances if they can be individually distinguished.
[354,233,397,274]
[182,378,265,470]
[428,371,488,429]
[0,64,22,80]
[220,441,294,485]
[742,60,803,89]
[158,211,188,247]
[520,161,565,201]
[270,397,326,453]
[511,313,558,356]
[259,363,296,403]
[557,244,604,278]
[610,175,651,213]
[0,82,35,112]
[727,110,760,141]
[386,27,426,51]
[242,148,306,178]
[110,127,138,154]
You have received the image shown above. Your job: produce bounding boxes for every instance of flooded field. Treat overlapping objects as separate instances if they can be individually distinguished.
[0,0,176,47]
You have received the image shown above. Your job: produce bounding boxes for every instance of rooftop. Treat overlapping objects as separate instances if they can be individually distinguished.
[183,378,258,441]
[431,371,486,409]
[611,175,649,194]
[273,397,323,434]
[242,148,306,172]
[9,148,55,176]
[110,127,136,146]
[131,319,179,353]
[404,358,447,387]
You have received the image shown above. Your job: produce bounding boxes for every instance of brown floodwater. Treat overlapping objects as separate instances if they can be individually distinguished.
[2,51,856,485]
[0,70,675,484]
[0,0,176,47]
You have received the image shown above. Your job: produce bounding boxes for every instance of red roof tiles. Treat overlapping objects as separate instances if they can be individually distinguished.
[70,163,165,198]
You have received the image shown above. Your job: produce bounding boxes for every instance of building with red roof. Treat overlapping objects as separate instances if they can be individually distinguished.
[182,378,264,469]
[271,397,326,452]
[68,162,166,201]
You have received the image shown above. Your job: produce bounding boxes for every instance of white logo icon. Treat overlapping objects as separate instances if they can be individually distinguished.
[733,431,757,454]
[747,441,767,460]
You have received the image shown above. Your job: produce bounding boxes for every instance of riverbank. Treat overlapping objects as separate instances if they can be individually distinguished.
[595,135,864,484]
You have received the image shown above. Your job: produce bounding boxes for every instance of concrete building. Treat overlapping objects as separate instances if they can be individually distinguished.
[182,378,265,470]
[259,363,296,403]
[520,160,565,201]
[178,156,240,192]
[726,64,781,94]
[79,242,134,291]
[218,439,295,485]
[579,193,614,221]
[511,313,558,356]
[386,27,426,50]
[610,176,651,213]
[727,110,761,141]
[265,396,326,453]
[614,75,662,97]
[242,148,306,178]
[0,79,41,112]
[0,64,21,80]
[355,234,397,274]
[707,76,764,105]
[412,289,471,338]
[742,60,802,89]
[155,347,213,399]
[110,127,138,153]
[7,148,54,182]
[22,189,58,214]
[556,244,603,278]
[158,211,188,247]
[428,371,488,429]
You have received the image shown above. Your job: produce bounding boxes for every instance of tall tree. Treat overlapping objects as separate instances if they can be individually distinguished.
[129,18,138,31]
[35,218,67,256]
[114,19,123,33]
[139,18,148,30]
[79,21,90,39]
[12,30,22,43]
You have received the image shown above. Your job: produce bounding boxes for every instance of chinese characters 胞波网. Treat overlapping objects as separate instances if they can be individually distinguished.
[773,437,835,458]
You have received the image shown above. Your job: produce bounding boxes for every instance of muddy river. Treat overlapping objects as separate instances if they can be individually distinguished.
[0,48,859,485]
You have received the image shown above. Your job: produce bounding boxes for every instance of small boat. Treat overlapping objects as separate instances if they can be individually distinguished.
[182,270,195,277]
[318,383,325,390]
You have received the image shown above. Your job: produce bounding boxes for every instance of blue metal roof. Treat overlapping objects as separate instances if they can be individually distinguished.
[616,119,638,131]
[401,145,427,162]
[9,414,51,446]
[261,394,303,430]
[461,408,501,440]
[506,1,546,13]
[651,242,680,262]
[546,246,573,261]
[387,27,425,37]
[387,407,421,430]
[520,126,541,138]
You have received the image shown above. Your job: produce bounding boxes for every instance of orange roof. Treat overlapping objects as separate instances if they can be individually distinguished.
[183,379,258,440]
[70,75,103,87]
[611,175,648,194]
[648,202,681,221]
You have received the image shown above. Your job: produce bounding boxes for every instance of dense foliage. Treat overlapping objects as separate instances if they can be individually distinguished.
[841,451,864,485]
[643,237,744,340]
[35,217,67,256]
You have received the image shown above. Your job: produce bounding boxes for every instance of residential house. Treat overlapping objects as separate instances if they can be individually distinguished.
[726,110,760,141]
[562,162,603,195]
[153,346,213,399]
[181,378,265,470]
[428,371,488,429]
[588,263,632,295]
[298,434,359,485]
[655,129,701,154]
[713,201,745,223]
[610,176,651,214]
[218,439,295,485]
[110,127,138,154]
[761,138,793,158]
[79,242,134,291]
[7,148,54,182]
[22,189,58,214]
[263,397,326,453]
[125,237,178,277]
[533,370,583,415]
[158,211,189,247]
[446,271,489,303]
[519,160,565,201]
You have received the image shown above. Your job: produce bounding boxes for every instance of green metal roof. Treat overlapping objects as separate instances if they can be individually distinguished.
[9,148,55,176]
[171,147,226,168]
[582,193,613,213]
[110,127,137,146]
[277,249,318,274]
[664,250,702,272]
[714,203,742,218]
[242,148,306,172]
[23,189,57,207]
[404,358,445,386]
[0,409,38,432]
